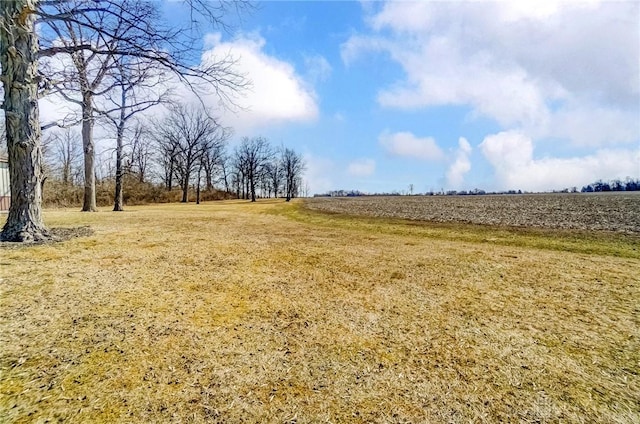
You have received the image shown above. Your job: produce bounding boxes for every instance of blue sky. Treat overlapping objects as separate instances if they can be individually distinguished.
[41,1,640,194]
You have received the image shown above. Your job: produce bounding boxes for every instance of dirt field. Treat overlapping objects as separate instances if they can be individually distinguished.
[305,193,640,234]
[1,200,639,423]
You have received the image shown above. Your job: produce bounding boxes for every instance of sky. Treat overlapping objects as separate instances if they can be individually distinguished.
[41,0,640,195]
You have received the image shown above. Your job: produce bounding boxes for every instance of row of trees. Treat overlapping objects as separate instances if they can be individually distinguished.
[1,0,250,241]
[153,105,306,203]
[581,178,640,193]
[17,104,306,207]
[232,137,305,202]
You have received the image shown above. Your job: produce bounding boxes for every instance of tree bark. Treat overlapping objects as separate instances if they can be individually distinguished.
[0,0,52,242]
[81,92,97,211]
[181,174,189,202]
[113,122,125,211]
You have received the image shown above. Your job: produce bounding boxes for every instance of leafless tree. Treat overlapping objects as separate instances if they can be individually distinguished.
[129,124,152,184]
[230,155,244,199]
[39,1,156,211]
[44,128,82,185]
[1,0,49,241]
[154,104,226,203]
[97,56,170,211]
[235,137,272,202]
[281,147,305,202]
[1,0,249,241]
[201,127,231,191]
[218,152,233,194]
[264,157,283,198]
[155,130,179,192]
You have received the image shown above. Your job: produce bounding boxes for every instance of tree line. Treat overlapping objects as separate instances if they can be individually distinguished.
[581,178,640,193]
[0,0,255,241]
[2,106,307,208]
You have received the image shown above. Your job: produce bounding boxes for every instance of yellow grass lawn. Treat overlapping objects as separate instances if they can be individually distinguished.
[1,200,639,423]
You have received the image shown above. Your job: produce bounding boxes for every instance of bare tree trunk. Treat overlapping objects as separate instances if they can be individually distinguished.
[0,0,52,242]
[166,157,174,191]
[222,165,230,194]
[249,168,257,202]
[113,123,125,211]
[181,175,189,203]
[196,165,202,205]
[62,161,70,185]
[81,93,97,211]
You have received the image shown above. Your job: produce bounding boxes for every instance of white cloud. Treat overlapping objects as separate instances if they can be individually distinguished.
[369,1,434,32]
[347,158,376,177]
[345,1,639,147]
[446,137,472,189]
[379,131,444,161]
[480,131,640,191]
[199,33,318,133]
[544,102,639,147]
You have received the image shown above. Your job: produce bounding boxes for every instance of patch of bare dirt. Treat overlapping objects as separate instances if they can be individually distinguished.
[0,226,94,248]
[305,193,640,234]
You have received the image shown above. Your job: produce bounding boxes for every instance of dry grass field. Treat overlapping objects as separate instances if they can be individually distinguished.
[1,199,639,423]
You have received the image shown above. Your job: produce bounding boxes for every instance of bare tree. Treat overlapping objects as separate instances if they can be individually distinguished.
[230,155,244,199]
[1,0,248,241]
[45,128,82,185]
[129,124,152,183]
[264,158,283,198]
[154,104,225,203]
[235,137,272,202]
[218,152,233,194]
[281,148,305,202]
[155,129,180,192]
[40,1,144,211]
[0,0,50,241]
[200,127,231,191]
[97,56,169,211]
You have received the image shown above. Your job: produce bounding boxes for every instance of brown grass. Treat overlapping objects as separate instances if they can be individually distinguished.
[1,200,639,423]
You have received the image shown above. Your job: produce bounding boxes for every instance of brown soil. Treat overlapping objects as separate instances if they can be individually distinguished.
[304,193,640,234]
[0,226,94,248]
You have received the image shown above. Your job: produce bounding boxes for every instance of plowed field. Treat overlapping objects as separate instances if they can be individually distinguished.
[305,193,640,234]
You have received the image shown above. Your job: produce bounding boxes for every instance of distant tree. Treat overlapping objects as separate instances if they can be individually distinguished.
[611,179,624,191]
[218,152,233,194]
[97,56,170,211]
[281,147,305,202]
[230,147,245,199]
[45,129,82,185]
[200,127,231,191]
[129,124,153,184]
[156,130,179,192]
[235,137,272,202]
[154,104,225,203]
[264,158,283,198]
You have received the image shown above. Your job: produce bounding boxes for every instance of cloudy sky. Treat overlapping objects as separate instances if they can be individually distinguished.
[41,0,640,194]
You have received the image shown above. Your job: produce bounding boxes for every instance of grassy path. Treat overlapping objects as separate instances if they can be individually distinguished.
[1,200,639,422]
